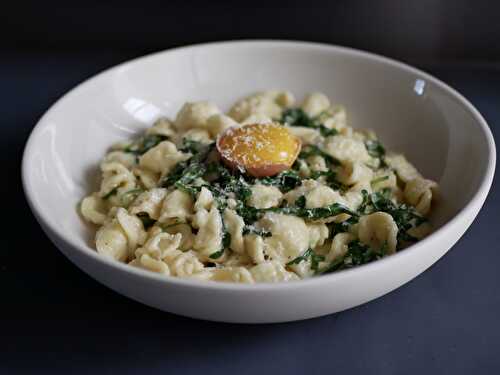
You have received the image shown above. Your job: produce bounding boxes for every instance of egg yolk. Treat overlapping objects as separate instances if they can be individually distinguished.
[217,123,301,177]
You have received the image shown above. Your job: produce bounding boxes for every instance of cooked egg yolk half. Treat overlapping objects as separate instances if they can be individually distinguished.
[216,123,301,177]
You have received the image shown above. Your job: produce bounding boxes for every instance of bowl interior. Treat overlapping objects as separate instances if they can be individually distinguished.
[23,41,492,262]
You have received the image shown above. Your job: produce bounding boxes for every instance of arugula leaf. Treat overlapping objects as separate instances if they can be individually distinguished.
[295,195,306,208]
[222,230,231,249]
[161,143,213,191]
[242,226,272,237]
[365,140,385,158]
[360,188,427,246]
[257,170,302,193]
[365,139,388,168]
[318,240,387,274]
[209,249,225,259]
[298,145,339,166]
[357,189,371,214]
[267,202,358,221]
[287,248,313,265]
[235,202,261,224]
[286,248,325,271]
[179,139,206,154]
[102,187,119,200]
[328,216,358,236]
[137,212,156,229]
[309,169,347,191]
[281,108,338,137]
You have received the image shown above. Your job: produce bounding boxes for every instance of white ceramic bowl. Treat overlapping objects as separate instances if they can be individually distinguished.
[22,41,496,323]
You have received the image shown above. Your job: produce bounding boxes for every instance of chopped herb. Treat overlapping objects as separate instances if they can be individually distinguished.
[267,202,358,221]
[175,182,201,197]
[242,226,272,237]
[237,199,357,225]
[124,134,168,155]
[287,248,325,272]
[365,139,388,168]
[161,143,214,192]
[222,230,231,249]
[298,145,339,166]
[317,254,345,274]
[365,140,385,159]
[281,108,338,137]
[137,213,156,229]
[358,188,427,247]
[309,169,347,191]
[287,248,313,265]
[258,170,302,193]
[235,203,261,224]
[295,195,306,208]
[328,216,358,236]
[358,189,371,214]
[102,187,119,200]
[318,240,387,274]
[209,249,225,259]
[179,139,206,154]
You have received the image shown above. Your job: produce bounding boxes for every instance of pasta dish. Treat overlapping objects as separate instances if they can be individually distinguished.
[80,91,437,283]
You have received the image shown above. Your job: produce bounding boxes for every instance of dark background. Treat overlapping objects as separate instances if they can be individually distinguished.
[2,1,500,374]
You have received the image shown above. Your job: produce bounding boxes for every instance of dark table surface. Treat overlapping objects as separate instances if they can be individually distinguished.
[1,51,499,375]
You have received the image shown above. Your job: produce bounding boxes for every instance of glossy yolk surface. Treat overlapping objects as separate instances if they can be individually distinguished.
[217,123,301,176]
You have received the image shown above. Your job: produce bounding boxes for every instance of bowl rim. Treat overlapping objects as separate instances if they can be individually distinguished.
[22,39,497,292]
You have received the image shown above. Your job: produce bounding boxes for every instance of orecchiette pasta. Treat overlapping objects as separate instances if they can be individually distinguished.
[139,141,190,176]
[159,189,193,223]
[99,162,136,200]
[81,91,438,283]
[248,184,283,209]
[223,209,245,254]
[403,178,438,216]
[193,206,223,257]
[228,91,288,122]
[301,92,330,117]
[80,193,108,225]
[129,188,167,220]
[257,213,309,263]
[250,261,300,282]
[358,212,398,254]
[384,153,422,183]
[323,135,371,164]
[175,101,221,131]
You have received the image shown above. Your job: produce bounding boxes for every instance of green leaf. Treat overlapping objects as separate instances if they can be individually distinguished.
[124,134,169,155]
[267,202,358,221]
[209,249,225,259]
[137,213,156,229]
[281,108,338,137]
[358,189,427,248]
[365,140,385,158]
[309,169,347,191]
[298,145,340,166]
[222,230,231,249]
[257,170,302,193]
[102,187,119,200]
[242,226,272,237]
[287,248,313,266]
[179,139,206,154]
[295,195,306,208]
